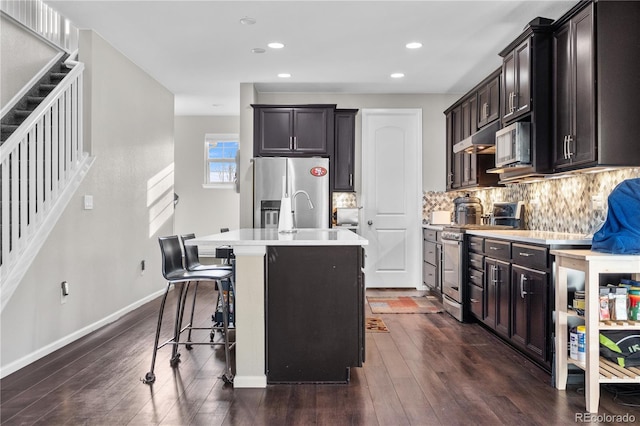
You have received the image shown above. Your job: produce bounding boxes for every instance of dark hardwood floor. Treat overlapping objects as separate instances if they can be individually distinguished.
[1,287,639,425]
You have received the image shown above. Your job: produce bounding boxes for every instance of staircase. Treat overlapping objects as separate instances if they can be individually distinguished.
[1,1,93,311]
[1,56,72,143]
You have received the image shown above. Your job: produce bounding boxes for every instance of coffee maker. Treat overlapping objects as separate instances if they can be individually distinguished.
[453,194,483,225]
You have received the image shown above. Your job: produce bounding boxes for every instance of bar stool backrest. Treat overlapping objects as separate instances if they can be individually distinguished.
[158,236,186,279]
[180,233,202,271]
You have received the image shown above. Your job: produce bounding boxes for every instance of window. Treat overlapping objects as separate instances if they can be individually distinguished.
[204,134,239,189]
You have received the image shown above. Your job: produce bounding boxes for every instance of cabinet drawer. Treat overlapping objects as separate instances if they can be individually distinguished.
[424,262,437,288]
[512,243,548,270]
[468,236,484,253]
[423,241,437,265]
[468,252,484,271]
[469,284,483,319]
[423,229,440,242]
[485,239,511,261]
[468,268,484,288]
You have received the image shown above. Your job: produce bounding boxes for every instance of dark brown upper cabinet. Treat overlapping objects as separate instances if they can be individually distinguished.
[444,69,501,192]
[499,17,554,126]
[333,109,358,191]
[252,105,335,156]
[552,0,640,172]
[501,39,531,122]
[493,17,554,182]
[477,72,500,128]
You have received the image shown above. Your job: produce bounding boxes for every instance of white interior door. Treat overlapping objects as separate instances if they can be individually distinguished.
[361,109,422,288]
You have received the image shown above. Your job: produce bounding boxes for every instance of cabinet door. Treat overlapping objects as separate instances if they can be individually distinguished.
[293,108,329,154]
[502,51,517,121]
[511,265,549,364]
[461,95,478,138]
[452,152,464,189]
[478,75,500,127]
[514,39,531,117]
[553,7,595,170]
[495,259,511,338]
[445,111,454,191]
[256,108,294,154]
[484,258,509,331]
[486,75,500,123]
[462,152,477,187]
[553,21,573,168]
[334,110,356,191]
[570,7,595,166]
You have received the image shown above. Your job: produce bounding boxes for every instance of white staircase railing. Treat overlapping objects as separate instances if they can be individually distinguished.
[0,59,94,311]
[0,0,78,52]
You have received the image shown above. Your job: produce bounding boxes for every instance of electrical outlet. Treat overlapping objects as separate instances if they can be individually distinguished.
[591,194,605,211]
[61,281,69,304]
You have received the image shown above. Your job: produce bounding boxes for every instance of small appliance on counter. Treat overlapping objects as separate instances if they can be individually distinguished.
[490,201,525,228]
[453,194,483,225]
[336,207,359,227]
[429,210,451,225]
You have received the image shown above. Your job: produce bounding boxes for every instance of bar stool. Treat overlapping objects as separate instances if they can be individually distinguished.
[142,236,234,385]
[180,233,235,341]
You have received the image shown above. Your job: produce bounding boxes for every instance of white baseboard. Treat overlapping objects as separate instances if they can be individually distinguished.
[233,375,267,388]
[0,288,165,379]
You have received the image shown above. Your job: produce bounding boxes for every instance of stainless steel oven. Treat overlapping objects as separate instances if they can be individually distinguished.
[441,229,465,321]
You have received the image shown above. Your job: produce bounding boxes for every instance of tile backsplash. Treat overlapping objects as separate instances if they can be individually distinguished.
[423,168,640,234]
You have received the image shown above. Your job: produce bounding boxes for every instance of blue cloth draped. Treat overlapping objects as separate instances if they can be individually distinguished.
[592,178,640,254]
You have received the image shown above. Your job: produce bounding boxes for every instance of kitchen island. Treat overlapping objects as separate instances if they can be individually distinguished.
[187,228,368,388]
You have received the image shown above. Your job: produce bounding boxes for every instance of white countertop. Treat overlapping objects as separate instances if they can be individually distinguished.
[422,223,447,231]
[186,228,369,248]
[466,229,592,245]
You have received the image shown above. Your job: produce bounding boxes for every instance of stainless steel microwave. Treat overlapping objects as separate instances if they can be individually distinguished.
[495,122,531,167]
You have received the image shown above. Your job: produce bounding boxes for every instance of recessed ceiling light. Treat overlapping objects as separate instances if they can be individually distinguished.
[251,48,266,54]
[268,42,285,49]
[390,73,405,79]
[406,42,422,49]
[239,17,256,25]
[278,73,291,78]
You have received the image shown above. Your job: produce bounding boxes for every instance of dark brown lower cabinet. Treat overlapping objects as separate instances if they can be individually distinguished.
[266,245,364,383]
[511,264,549,366]
[484,257,511,339]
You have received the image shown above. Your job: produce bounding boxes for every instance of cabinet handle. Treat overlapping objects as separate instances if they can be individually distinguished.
[349,173,353,187]
[568,135,573,158]
[289,136,294,150]
[293,136,298,150]
[489,246,501,251]
[518,252,532,257]
[520,274,528,299]
[470,298,479,303]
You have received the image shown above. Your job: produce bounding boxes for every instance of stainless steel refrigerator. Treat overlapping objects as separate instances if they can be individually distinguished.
[254,157,330,229]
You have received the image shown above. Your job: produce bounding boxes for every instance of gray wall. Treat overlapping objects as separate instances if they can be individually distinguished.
[174,116,240,235]
[1,29,175,374]
[0,14,59,107]
[252,92,458,194]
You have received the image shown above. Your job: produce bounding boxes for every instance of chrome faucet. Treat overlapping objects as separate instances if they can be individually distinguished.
[291,190,314,229]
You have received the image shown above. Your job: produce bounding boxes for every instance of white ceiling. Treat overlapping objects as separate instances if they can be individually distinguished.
[47,0,577,116]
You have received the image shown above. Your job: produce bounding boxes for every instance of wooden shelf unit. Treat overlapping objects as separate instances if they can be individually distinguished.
[552,249,640,413]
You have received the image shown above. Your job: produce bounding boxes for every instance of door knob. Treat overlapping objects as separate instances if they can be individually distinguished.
[367,220,373,226]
